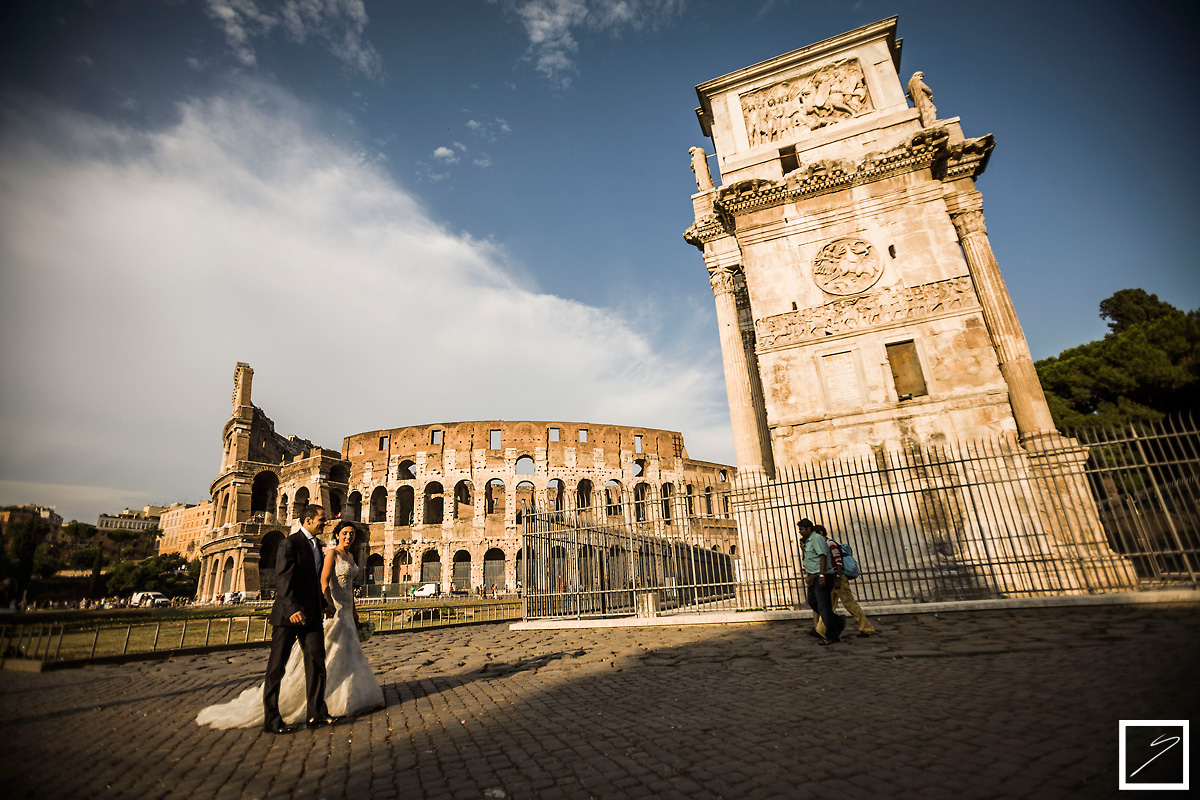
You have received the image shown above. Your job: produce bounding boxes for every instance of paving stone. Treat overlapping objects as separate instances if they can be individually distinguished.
[2,606,1199,799]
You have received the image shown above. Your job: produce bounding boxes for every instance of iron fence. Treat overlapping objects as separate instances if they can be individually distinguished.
[0,601,522,667]
[522,416,1199,621]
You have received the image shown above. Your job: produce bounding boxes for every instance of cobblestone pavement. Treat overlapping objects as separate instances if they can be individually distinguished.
[2,604,1197,800]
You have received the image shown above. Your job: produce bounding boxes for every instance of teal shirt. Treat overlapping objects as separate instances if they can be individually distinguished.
[803,533,834,575]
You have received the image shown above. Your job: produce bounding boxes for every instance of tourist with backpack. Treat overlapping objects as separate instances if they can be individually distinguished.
[797,518,843,645]
[815,524,878,637]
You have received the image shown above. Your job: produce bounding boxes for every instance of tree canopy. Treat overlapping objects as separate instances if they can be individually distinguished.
[1036,289,1199,430]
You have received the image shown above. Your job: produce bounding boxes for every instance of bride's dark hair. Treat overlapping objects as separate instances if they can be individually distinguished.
[329,520,359,546]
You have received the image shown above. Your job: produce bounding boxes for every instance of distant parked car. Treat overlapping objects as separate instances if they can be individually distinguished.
[411,583,439,598]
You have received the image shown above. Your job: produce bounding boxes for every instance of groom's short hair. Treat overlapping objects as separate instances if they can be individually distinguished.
[301,504,324,524]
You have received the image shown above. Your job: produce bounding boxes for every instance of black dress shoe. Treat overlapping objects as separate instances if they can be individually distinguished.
[306,714,340,728]
[263,720,292,734]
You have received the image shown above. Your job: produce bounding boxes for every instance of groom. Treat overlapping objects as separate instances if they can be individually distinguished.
[263,504,337,733]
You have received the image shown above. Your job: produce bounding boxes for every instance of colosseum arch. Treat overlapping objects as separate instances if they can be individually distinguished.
[251,471,278,518]
[633,482,651,522]
[452,550,471,590]
[347,491,363,523]
[546,479,565,512]
[515,480,535,523]
[454,480,473,519]
[576,479,593,510]
[392,549,411,583]
[420,549,441,584]
[661,482,674,525]
[705,486,714,516]
[369,486,388,523]
[366,553,385,584]
[278,493,290,524]
[605,480,623,518]
[292,487,310,519]
[220,555,236,593]
[486,479,505,515]
[423,482,444,524]
[329,489,344,520]
[483,547,505,590]
[685,484,695,516]
[397,460,416,480]
[515,455,535,475]
[329,463,350,483]
[396,486,414,526]
[259,530,286,592]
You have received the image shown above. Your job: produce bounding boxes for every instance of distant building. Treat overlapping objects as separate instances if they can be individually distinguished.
[0,504,64,547]
[93,505,166,559]
[157,501,213,559]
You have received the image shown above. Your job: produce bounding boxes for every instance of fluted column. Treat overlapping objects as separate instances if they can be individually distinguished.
[951,209,1057,439]
[709,266,774,474]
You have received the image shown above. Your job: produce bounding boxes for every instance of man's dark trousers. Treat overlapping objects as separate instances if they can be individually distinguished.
[263,621,327,727]
[807,576,844,642]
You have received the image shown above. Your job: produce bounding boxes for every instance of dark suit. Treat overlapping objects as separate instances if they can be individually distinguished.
[263,529,329,726]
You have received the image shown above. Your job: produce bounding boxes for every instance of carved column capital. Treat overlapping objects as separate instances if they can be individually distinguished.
[708,265,741,296]
[951,209,987,239]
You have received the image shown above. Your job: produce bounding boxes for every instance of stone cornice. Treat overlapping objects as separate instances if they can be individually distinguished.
[692,127,995,227]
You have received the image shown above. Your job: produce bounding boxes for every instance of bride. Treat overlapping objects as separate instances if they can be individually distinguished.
[197,520,384,729]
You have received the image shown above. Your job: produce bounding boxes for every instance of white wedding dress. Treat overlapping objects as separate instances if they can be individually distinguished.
[196,554,384,729]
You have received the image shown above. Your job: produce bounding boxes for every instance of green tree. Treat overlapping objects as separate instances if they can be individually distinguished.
[1036,290,1199,430]
[32,542,62,579]
[69,547,105,570]
[62,520,96,543]
[104,553,196,598]
[4,518,48,592]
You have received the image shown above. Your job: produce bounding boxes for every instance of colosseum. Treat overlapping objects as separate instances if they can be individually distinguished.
[197,364,736,601]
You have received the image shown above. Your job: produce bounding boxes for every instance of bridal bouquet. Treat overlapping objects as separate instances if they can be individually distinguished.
[356,620,375,643]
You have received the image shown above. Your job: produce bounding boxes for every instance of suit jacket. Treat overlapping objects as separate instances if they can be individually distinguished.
[269,530,328,629]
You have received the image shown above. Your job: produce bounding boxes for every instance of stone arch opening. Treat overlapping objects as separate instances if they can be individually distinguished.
[366,553,385,584]
[392,549,411,583]
[329,489,344,520]
[633,459,646,478]
[515,455,535,475]
[633,482,650,522]
[329,463,350,484]
[278,493,289,524]
[369,486,388,523]
[259,529,286,592]
[546,479,565,512]
[292,487,310,520]
[420,549,441,585]
[605,479,623,518]
[686,484,695,516]
[661,483,674,525]
[452,549,471,591]
[486,479,506,515]
[423,482,444,525]
[220,555,236,593]
[347,491,363,523]
[483,547,505,591]
[515,480,535,523]
[549,545,568,591]
[396,486,414,526]
[251,471,279,518]
[454,480,474,519]
[576,479,593,510]
[705,486,714,516]
[397,460,416,480]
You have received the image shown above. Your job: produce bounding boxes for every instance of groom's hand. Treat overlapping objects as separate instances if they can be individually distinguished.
[323,606,334,618]
[289,610,305,624]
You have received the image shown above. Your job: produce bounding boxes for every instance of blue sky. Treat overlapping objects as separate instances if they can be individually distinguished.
[1,0,1197,525]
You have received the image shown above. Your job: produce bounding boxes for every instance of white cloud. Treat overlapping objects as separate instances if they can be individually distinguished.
[432,145,459,162]
[0,83,730,524]
[465,115,511,141]
[202,0,382,78]
[498,0,685,87]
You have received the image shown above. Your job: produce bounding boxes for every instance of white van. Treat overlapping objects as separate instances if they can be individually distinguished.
[132,591,170,608]
[411,583,439,598]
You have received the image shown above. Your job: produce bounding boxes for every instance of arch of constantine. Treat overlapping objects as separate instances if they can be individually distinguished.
[197,364,735,600]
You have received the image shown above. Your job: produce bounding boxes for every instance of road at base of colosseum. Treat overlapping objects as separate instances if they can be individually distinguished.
[2,604,1198,800]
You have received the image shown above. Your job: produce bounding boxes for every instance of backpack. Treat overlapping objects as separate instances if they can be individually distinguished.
[836,540,861,579]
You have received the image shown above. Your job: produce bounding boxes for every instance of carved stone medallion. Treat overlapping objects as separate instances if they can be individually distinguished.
[811,238,882,295]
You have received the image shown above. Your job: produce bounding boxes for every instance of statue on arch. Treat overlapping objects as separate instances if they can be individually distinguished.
[690,146,714,191]
[906,71,938,127]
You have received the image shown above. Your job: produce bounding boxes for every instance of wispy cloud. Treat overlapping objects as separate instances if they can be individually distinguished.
[465,115,512,141]
[0,82,728,523]
[432,145,459,162]
[495,0,685,88]
[202,0,382,78]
